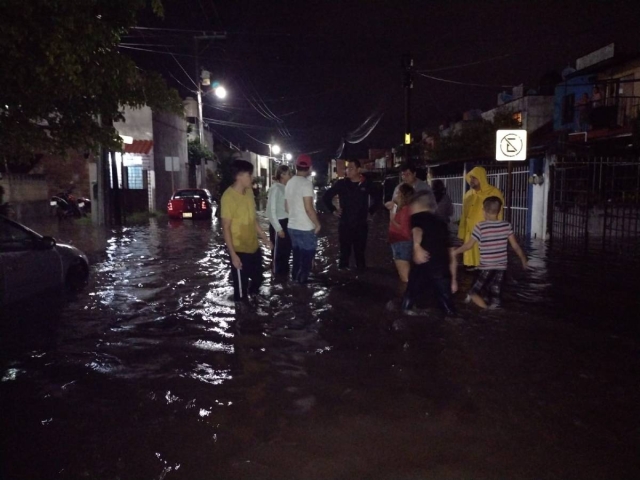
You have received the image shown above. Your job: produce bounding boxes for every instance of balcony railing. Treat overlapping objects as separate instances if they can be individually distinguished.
[569,95,640,133]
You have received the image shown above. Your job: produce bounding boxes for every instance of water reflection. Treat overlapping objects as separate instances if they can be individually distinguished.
[1,214,639,479]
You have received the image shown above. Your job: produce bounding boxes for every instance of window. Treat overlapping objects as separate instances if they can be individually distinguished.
[0,219,36,251]
[127,166,144,189]
[562,94,575,125]
[512,111,522,126]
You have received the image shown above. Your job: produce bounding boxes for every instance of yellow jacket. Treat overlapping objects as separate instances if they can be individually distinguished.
[457,166,504,267]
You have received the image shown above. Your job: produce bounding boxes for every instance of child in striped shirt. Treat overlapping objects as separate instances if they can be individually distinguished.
[453,196,528,309]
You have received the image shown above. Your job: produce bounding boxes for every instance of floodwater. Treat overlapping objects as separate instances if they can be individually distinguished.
[1,212,639,480]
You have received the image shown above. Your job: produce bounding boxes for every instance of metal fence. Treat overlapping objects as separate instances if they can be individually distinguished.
[486,166,530,237]
[430,173,464,223]
[550,155,640,253]
[432,164,530,237]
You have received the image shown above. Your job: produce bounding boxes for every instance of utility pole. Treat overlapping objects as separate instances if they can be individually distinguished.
[402,53,414,163]
[194,32,227,188]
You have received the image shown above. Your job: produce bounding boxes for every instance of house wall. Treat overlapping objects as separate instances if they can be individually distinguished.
[152,112,189,210]
[0,174,50,220]
[553,74,594,131]
[482,95,554,133]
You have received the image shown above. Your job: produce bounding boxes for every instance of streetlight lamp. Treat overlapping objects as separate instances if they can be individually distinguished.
[285,153,293,162]
[271,144,281,156]
[214,85,227,100]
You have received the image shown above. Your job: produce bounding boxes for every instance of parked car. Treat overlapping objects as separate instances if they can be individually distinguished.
[0,215,89,305]
[167,189,214,220]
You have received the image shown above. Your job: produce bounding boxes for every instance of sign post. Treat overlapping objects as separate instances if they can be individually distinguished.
[496,130,527,222]
[165,156,180,193]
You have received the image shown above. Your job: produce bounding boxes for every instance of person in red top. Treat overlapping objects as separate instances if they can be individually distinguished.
[388,183,415,288]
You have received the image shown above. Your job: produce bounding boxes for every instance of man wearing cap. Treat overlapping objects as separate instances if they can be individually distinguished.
[285,154,321,284]
[322,159,378,271]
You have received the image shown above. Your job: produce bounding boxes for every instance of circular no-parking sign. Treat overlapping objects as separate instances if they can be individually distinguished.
[496,130,527,161]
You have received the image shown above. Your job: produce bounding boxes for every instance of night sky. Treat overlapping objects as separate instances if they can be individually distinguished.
[127,0,640,161]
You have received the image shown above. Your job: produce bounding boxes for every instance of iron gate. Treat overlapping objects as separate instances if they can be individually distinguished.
[550,155,640,253]
[432,164,530,238]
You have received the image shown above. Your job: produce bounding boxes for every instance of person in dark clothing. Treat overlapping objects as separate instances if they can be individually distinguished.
[402,190,458,316]
[323,159,378,270]
[432,179,454,224]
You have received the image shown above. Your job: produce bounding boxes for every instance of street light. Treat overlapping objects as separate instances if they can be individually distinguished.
[271,144,281,155]
[285,153,293,161]
[214,85,227,100]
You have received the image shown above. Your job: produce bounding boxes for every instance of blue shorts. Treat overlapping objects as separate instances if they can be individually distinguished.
[390,241,412,261]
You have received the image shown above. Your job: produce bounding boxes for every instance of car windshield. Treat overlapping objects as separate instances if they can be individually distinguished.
[0,218,36,251]
[173,190,208,199]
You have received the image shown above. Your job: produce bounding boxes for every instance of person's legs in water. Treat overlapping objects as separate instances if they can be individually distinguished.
[244,250,264,295]
[430,272,457,316]
[353,223,368,270]
[338,223,353,269]
[289,228,303,281]
[468,270,495,309]
[294,230,318,284]
[391,240,411,280]
[487,270,505,308]
[230,253,251,301]
[402,265,426,311]
[275,219,292,275]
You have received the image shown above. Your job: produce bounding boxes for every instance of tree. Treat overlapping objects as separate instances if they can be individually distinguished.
[0,0,183,165]
[188,139,215,166]
[425,109,521,163]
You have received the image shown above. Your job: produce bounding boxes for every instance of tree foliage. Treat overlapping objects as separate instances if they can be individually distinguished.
[188,139,215,166]
[426,109,522,163]
[0,0,183,163]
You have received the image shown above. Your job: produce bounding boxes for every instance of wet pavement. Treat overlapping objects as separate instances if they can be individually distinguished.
[1,212,639,479]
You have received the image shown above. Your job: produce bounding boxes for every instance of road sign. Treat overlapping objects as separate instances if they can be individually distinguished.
[164,156,180,172]
[496,129,527,161]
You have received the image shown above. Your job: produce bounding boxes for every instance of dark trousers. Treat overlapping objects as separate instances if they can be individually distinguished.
[338,222,368,269]
[269,219,292,275]
[403,266,456,316]
[230,250,263,301]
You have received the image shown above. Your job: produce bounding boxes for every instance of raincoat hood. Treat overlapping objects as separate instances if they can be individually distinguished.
[466,166,490,192]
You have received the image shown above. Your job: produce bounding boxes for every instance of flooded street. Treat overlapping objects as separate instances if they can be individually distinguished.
[1,212,639,480]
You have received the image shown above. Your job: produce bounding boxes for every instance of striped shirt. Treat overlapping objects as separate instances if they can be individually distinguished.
[472,220,513,270]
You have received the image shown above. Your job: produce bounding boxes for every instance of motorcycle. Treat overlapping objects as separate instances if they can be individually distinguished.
[50,192,84,219]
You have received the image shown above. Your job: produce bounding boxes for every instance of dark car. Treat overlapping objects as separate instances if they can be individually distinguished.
[0,216,89,305]
[167,189,214,220]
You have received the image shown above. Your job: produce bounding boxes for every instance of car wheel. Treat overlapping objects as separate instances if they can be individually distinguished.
[66,259,89,292]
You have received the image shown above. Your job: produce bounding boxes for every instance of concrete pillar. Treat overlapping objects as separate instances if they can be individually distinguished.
[529,154,552,240]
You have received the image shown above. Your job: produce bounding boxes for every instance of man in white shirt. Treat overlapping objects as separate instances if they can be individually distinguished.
[285,154,321,284]
[266,165,292,275]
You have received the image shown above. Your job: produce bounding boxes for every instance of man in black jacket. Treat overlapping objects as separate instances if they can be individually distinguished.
[323,159,378,271]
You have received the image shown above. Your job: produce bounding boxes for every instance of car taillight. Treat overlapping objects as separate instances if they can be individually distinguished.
[201,201,206,209]
[168,203,173,211]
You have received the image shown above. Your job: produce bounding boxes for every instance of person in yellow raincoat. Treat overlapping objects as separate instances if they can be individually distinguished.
[458,166,504,267]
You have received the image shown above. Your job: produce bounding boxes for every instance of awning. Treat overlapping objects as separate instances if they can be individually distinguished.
[124,140,153,155]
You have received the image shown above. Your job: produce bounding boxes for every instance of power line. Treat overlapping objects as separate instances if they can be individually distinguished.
[118,45,193,56]
[169,72,197,94]
[416,71,515,89]
[418,53,512,73]
[208,0,225,31]
[241,130,271,146]
[209,128,241,151]
[131,26,227,34]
